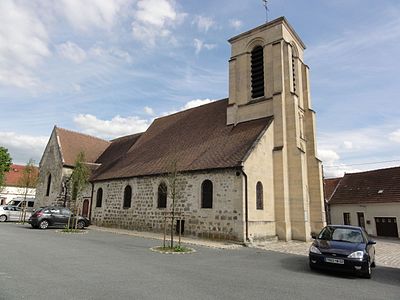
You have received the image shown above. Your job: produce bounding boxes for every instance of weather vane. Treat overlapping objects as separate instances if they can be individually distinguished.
[262,0,269,23]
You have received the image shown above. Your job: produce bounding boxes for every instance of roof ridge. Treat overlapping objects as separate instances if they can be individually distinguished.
[55,126,110,144]
[111,132,143,142]
[153,98,228,122]
[344,165,400,176]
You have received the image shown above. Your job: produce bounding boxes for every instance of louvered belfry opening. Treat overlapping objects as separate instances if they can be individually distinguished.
[251,46,264,98]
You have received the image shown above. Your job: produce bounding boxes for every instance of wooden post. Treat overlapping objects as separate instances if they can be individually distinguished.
[163,214,167,248]
[178,216,181,247]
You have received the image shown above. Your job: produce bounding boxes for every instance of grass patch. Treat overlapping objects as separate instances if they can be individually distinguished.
[152,246,194,254]
[60,227,86,234]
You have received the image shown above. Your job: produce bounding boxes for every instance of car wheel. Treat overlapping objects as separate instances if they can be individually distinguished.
[309,262,316,271]
[0,215,7,222]
[77,220,85,229]
[39,220,49,230]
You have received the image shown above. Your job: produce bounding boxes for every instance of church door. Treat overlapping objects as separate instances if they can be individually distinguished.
[82,199,89,217]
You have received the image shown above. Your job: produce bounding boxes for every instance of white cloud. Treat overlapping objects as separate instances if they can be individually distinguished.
[72,83,82,93]
[343,141,353,149]
[0,132,48,164]
[193,39,216,55]
[192,15,215,32]
[89,46,132,63]
[318,148,361,178]
[131,0,186,47]
[318,149,340,165]
[74,114,149,139]
[0,0,50,88]
[161,98,215,117]
[144,106,155,116]
[182,99,214,110]
[229,19,242,30]
[59,0,129,31]
[74,99,214,139]
[389,129,400,143]
[57,41,87,63]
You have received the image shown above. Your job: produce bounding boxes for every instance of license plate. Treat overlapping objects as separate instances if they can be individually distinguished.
[325,257,344,264]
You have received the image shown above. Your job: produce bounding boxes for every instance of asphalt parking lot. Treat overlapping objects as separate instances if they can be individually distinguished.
[0,223,399,300]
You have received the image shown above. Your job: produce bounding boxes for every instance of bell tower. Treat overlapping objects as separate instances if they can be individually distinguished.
[227,17,326,241]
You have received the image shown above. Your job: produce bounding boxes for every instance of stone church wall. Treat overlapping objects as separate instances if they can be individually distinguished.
[91,169,245,241]
[244,121,276,241]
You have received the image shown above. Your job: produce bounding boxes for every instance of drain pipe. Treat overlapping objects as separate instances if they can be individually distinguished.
[241,168,250,243]
[89,182,94,221]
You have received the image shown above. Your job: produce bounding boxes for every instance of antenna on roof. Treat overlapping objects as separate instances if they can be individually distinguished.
[262,0,269,23]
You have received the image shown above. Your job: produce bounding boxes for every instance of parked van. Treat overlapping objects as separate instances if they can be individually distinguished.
[0,205,32,222]
[7,198,35,211]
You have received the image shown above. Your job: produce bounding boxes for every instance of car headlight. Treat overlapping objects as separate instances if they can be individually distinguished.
[309,245,321,254]
[347,251,364,259]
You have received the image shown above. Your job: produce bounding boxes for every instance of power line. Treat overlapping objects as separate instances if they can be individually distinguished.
[323,159,400,168]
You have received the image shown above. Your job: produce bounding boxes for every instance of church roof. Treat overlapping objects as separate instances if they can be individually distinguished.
[91,99,273,181]
[324,177,342,202]
[329,166,400,205]
[96,133,143,165]
[55,127,110,167]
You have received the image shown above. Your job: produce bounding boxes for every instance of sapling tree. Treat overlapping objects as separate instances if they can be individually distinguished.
[69,151,89,229]
[18,159,38,223]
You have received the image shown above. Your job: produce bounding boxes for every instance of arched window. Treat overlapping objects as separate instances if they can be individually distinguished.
[123,185,132,208]
[201,180,213,209]
[251,45,264,99]
[96,188,103,208]
[157,182,167,208]
[256,182,263,210]
[46,174,51,196]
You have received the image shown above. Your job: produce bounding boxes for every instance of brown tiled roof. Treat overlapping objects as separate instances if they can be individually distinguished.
[329,166,400,205]
[324,177,342,202]
[96,133,143,164]
[92,99,272,181]
[4,164,39,187]
[55,127,110,167]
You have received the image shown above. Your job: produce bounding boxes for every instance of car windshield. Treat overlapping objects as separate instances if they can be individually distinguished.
[318,227,364,243]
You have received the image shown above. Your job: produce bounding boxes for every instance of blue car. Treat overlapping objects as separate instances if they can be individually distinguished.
[309,225,376,278]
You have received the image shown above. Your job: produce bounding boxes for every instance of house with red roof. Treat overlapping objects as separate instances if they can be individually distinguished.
[329,166,400,238]
[0,164,38,205]
[36,17,326,242]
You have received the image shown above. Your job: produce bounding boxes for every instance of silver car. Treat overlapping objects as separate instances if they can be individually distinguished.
[0,206,32,222]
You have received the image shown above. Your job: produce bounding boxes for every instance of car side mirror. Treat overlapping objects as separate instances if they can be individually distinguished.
[311,233,317,239]
[367,240,376,245]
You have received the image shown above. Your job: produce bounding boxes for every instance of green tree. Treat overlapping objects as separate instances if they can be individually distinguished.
[0,147,12,192]
[162,158,184,248]
[18,159,38,223]
[69,151,89,229]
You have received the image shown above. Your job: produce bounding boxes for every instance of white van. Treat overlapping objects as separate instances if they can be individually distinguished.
[7,198,35,211]
[0,205,32,222]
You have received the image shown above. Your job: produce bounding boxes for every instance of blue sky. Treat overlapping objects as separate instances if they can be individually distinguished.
[1,0,400,177]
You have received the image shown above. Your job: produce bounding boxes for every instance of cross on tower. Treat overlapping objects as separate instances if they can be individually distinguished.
[262,0,269,23]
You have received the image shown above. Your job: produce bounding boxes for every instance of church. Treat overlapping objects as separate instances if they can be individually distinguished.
[36,17,326,242]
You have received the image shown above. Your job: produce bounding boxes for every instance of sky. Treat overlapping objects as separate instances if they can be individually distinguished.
[0,0,400,178]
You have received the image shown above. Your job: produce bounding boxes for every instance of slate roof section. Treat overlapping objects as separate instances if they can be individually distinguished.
[329,166,400,205]
[92,99,273,181]
[96,133,143,164]
[5,164,39,187]
[324,177,342,202]
[55,127,110,167]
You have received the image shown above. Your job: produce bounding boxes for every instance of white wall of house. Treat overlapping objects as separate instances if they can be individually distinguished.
[0,186,36,205]
[330,203,400,238]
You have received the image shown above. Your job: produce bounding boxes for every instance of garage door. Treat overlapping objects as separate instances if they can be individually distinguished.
[375,217,399,237]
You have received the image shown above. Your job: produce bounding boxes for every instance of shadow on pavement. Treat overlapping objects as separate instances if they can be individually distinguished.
[280,254,400,287]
